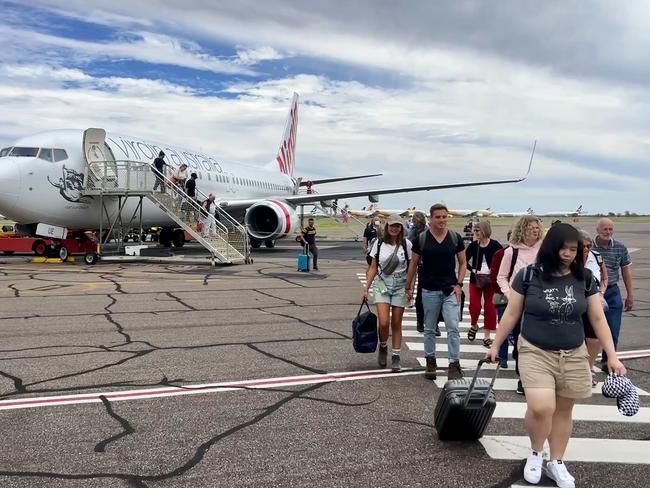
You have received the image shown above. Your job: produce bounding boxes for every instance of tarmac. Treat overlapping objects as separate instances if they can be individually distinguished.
[0,221,647,487]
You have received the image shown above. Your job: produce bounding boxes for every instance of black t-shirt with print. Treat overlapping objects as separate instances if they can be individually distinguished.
[512,268,598,350]
[411,230,465,291]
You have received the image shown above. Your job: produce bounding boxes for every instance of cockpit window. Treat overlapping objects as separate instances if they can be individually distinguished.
[0,147,11,157]
[9,147,39,157]
[38,148,54,162]
[53,149,68,162]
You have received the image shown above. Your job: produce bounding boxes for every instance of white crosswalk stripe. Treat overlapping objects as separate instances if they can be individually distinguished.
[434,377,650,396]
[482,437,650,464]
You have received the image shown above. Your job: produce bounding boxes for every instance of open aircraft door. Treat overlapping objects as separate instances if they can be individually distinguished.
[83,128,117,187]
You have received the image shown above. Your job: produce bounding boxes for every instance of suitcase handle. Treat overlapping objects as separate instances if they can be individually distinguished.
[463,358,500,408]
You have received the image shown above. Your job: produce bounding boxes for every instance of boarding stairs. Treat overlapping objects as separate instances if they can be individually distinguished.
[83,158,250,264]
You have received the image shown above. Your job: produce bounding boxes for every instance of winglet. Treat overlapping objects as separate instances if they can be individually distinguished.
[518,140,536,182]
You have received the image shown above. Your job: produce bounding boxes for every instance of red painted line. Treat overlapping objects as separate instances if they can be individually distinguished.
[0,369,412,410]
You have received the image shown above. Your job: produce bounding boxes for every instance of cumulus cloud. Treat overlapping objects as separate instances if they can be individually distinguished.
[0,1,648,212]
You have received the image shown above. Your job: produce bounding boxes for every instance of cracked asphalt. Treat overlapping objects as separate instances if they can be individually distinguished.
[0,222,648,487]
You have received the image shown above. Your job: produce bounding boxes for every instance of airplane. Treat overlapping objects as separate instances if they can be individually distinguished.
[446,207,495,218]
[536,205,584,217]
[347,205,422,219]
[347,204,378,218]
[491,207,534,217]
[0,93,534,252]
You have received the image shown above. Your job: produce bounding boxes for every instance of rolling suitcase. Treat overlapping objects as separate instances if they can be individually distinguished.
[434,358,500,440]
[297,244,310,272]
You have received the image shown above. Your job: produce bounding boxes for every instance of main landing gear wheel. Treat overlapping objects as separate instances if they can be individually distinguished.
[250,240,261,249]
[172,229,185,248]
[159,228,172,247]
[264,239,275,248]
[84,252,99,265]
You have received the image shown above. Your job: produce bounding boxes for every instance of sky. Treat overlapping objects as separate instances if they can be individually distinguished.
[0,0,648,214]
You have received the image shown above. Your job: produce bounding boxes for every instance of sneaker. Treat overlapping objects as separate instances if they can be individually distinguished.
[435,326,441,337]
[523,450,544,484]
[378,345,388,368]
[448,360,463,380]
[425,357,437,380]
[416,321,424,333]
[544,460,575,488]
[313,267,319,271]
[516,379,525,395]
[391,354,401,372]
[499,359,508,369]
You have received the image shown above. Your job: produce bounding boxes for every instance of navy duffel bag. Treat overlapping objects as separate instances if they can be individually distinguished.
[352,299,378,353]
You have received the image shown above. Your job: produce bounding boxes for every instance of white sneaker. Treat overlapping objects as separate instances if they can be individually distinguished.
[523,450,544,484]
[544,460,575,488]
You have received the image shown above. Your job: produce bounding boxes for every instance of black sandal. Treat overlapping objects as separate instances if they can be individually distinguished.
[483,338,493,348]
[467,327,478,341]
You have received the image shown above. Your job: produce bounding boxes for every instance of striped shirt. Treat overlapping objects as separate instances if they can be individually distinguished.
[592,238,631,285]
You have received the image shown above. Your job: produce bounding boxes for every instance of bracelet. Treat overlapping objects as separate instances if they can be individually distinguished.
[456,282,463,287]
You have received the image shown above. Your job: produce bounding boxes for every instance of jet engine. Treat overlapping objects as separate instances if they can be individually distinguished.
[244,200,299,241]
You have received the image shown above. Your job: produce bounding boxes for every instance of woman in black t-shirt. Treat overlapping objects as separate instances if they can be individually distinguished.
[488,223,626,488]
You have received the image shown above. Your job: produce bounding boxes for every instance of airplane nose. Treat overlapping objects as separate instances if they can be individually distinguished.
[0,157,21,215]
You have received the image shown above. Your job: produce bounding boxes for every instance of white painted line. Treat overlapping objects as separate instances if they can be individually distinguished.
[494,402,650,423]
[403,330,441,338]
[628,248,640,253]
[433,377,649,395]
[416,357,498,370]
[403,321,472,330]
[480,436,650,464]
[402,313,477,321]
[406,342,489,353]
[0,368,425,412]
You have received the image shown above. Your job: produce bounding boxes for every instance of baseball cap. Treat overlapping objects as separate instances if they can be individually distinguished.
[386,214,404,227]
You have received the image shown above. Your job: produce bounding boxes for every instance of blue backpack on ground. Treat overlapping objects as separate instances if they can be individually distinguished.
[352,299,378,353]
[297,244,310,272]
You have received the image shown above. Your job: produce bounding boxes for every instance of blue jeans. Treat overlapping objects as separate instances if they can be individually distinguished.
[422,289,460,361]
[497,304,521,374]
[601,284,623,364]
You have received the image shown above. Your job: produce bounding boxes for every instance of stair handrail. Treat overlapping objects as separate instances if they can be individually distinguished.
[84,159,154,192]
[148,166,230,235]
[195,188,250,260]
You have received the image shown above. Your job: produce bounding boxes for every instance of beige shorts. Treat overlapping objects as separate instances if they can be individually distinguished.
[518,336,592,399]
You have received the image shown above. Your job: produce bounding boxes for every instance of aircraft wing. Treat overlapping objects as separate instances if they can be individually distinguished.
[219,142,536,210]
[299,174,382,185]
[220,175,525,210]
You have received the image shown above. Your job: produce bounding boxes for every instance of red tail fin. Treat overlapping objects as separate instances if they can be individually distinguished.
[275,93,298,177]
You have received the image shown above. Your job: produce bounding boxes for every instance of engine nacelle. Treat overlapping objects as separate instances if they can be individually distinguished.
[244,200,299,241]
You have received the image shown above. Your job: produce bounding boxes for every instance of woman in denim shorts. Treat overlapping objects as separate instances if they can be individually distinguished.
[363,215,412,372]
[488,224,626,488]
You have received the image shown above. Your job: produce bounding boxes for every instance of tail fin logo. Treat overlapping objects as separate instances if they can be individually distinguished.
[276,93,299,177]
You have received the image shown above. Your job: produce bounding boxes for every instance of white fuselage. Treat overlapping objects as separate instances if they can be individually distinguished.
[0,129,294,229]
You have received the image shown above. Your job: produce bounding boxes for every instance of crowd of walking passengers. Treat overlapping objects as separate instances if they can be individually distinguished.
[362,204,633,488]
